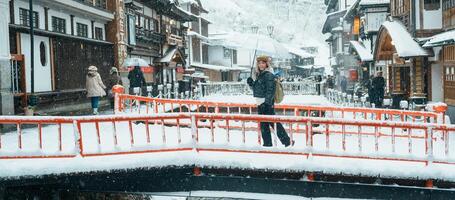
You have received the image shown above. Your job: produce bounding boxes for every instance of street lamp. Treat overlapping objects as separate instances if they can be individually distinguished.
[267,25,274,37]
[251,25,259,34]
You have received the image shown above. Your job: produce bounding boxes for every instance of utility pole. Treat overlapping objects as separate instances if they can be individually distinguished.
[29,0,37,108]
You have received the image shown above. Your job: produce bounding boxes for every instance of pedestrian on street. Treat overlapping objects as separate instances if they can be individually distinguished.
[247,56,293,147]
[366,75,375,105]
[340,76,348,93]
[372,71,386,108]
[128,66,146,95]
[327,75,334,89]
[86,65,106,115]
[105,67,123,109]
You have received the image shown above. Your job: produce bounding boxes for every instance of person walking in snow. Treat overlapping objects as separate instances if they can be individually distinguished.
[340,76,348,93]
[372,71,385,108]
[128,65,146,95]
[247,56,293,147]
[86,65,106,115]
[105,67,123,109]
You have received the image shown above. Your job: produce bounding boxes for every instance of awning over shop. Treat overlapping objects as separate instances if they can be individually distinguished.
[374,20,430,60]
[374,20,431,60]
[157,47,185,65]
[423,29,455,47]
[350,41,373,62]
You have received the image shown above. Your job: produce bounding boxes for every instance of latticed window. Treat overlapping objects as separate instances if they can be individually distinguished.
[95,0,107,9]
[95,27,103,40]
[19,8,39,28]
[76,23,88,37]
[424,0,440,10]
[52,16,66,33]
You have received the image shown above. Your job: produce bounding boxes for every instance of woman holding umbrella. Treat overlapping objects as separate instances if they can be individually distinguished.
[247,56,293,147]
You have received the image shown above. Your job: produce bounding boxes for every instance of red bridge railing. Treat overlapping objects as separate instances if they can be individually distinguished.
[115,94,445,124]
[1,113,454,167]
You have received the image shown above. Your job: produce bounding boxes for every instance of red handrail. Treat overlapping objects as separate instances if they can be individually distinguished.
[116,94,441,123]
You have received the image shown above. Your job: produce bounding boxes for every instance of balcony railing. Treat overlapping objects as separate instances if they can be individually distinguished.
[73,0,107,10]
[136,28,166,44]
[167,34,184,47]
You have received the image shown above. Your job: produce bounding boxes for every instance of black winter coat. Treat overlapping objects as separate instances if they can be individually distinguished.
[372,76,385,91]
[128,68,146,88]
[251,70,276,106]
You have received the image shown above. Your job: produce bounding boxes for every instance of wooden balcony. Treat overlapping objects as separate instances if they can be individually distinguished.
[167,34,184,47]
[136,28,166,44]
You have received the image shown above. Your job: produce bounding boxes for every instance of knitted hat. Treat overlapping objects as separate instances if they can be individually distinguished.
[88,65,97,71]
[256,55,270,63]
[110,67,118,74]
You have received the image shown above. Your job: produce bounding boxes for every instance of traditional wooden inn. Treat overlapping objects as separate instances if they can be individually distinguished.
[422,0,455,119]
[374,0,441,108]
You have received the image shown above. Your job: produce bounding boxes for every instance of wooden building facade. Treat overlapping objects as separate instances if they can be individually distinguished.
[374,0,442,108]
[8,0,115,112]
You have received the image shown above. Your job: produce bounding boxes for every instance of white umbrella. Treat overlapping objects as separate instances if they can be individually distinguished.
[213,33,290,59]
[122,57,149,67]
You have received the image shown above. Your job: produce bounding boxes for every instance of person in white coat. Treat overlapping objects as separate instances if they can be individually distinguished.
[86,65,106,115]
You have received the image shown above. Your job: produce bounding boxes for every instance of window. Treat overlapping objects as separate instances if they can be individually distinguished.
[443,0,455,28]
[424,0,440,10]
[76,23,88,37]
[52,16,66,33]
[443,0,455,11]
[233,50,237,64]
[19,8,39,28]
[223,47,231,59]
[39,42,47,66]
[95,27,103,40]
[95,0,107,9]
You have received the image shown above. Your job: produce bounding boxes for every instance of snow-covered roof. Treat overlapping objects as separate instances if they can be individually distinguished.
[332,26,343,32]
[192,63,246,72]
[188,31,210,42]
[359,0,390,6]
[350,41,373,61]
[423,29,455,48]
[380,20,430,57]
[174,5,198,20]
[157,47,179,63]
[322,9,347,34]
[295,65,324,69]
[344,0,389,19]
[286,46,315,58]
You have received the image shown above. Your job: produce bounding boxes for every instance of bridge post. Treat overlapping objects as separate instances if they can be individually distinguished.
[426,127,434,166]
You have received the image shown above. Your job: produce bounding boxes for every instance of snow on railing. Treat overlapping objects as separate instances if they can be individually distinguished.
[1,113,454,166]
[198,81,318,98]
[116,94,444,124]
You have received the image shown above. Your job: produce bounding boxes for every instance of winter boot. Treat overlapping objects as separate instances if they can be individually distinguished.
[93,108,99,115]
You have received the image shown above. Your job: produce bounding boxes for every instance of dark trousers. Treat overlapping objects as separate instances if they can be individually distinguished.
[90,97,100,109]
[258,104,291,147]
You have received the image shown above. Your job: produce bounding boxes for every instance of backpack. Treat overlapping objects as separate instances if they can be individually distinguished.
[274,79,284,104]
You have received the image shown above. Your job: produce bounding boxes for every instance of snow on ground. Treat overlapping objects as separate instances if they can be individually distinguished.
[201,94,333,106]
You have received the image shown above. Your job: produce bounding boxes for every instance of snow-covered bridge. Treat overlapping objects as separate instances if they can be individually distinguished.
[0,94,454,199]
